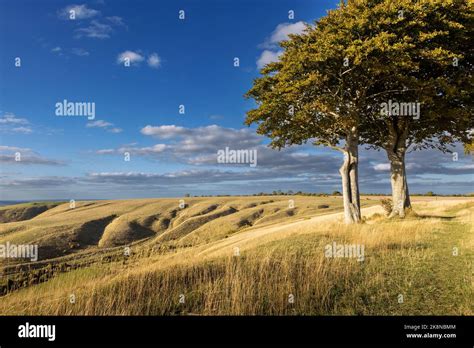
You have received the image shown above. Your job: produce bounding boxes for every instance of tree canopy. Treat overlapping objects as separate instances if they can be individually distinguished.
[245,0,473,221]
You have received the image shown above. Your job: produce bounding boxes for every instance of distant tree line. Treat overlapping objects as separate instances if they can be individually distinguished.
[189,191,473,198]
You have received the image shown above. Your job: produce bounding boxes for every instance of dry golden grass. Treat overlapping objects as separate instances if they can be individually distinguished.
[0,196,363,262]
[0,197,471,315]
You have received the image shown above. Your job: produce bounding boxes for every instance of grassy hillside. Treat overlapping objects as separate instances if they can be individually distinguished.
[0,196,361,262]
[0,197,472,315]
[0,201,62,223]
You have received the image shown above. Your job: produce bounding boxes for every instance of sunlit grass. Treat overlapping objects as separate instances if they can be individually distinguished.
[0,199,472,315]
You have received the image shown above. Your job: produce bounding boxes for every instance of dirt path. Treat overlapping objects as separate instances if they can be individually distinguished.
[198,205,385,258]
[198,199,474,259]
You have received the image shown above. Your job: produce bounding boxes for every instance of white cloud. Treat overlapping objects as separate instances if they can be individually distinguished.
[97,124,264,162]
[115,51,161,69]
[268,22,306,45]
[373,163,391,171]
[11,127,33,134]
[141,125,187,138]
[0,145,31,152]
[87,120,112,128]
[0,113,33,134]
[257,50,282,69]
[97,144,167,156]
[0,146,63,165]
[147,53,161,68]
[51,46,62,53]
[96,149,115,154]
[58,4,100,20]
[62,7,124,40]
[75,20,113,39]
[457,163,474,169]
[140,125,261,149]
[135,124,264,159]
[106,16,125,26]
[122,144,167,154]
[257,21,306,69]
[116,50,144,66]
[86,119,122,133]
[0,112,29,124]
[0,113,29,125]
[0,155,62,165]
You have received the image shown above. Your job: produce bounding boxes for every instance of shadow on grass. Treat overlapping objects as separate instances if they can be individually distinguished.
[415,215,455,220]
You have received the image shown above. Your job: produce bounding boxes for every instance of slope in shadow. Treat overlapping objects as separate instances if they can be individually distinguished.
[237,209,265,228]
[159,206,238,242]
[0,203,61,223]
[72,215,118,246]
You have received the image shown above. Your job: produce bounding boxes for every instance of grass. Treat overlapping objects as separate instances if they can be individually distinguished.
[0,201,63,223]
[0,198,471,315]
[0,196,358,261]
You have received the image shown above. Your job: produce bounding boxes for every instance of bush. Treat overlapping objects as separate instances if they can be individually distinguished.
[380,199,392,215]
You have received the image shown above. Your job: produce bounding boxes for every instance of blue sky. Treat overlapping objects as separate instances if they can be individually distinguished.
[0,0,472,200]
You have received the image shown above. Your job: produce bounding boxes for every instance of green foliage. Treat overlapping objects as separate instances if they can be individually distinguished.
[245,3,373,149]
[245,0,474,151]
[353,0,474,152]
[464,140,474,155]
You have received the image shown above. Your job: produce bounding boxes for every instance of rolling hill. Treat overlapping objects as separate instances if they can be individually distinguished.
[0,196,472,315]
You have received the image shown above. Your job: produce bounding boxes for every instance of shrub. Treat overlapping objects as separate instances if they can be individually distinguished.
[381,199,392,215]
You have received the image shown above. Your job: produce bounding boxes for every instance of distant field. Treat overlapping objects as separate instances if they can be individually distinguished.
[0,196,472,315]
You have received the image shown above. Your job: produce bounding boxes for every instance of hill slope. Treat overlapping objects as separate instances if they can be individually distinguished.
[0,196,366,262]
[0,197,472,315]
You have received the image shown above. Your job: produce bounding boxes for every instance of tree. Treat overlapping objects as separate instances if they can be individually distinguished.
[246,0,473,221]
[352,0,474,217]
[245,3,379,223]
[334,0,473,217]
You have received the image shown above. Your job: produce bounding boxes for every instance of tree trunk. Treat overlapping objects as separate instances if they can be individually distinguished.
[385,119,411,218]
[387,150,411,217]
[339,129,361,224]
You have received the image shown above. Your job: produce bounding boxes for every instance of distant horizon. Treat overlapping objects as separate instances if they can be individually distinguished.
[1,190,472,205]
